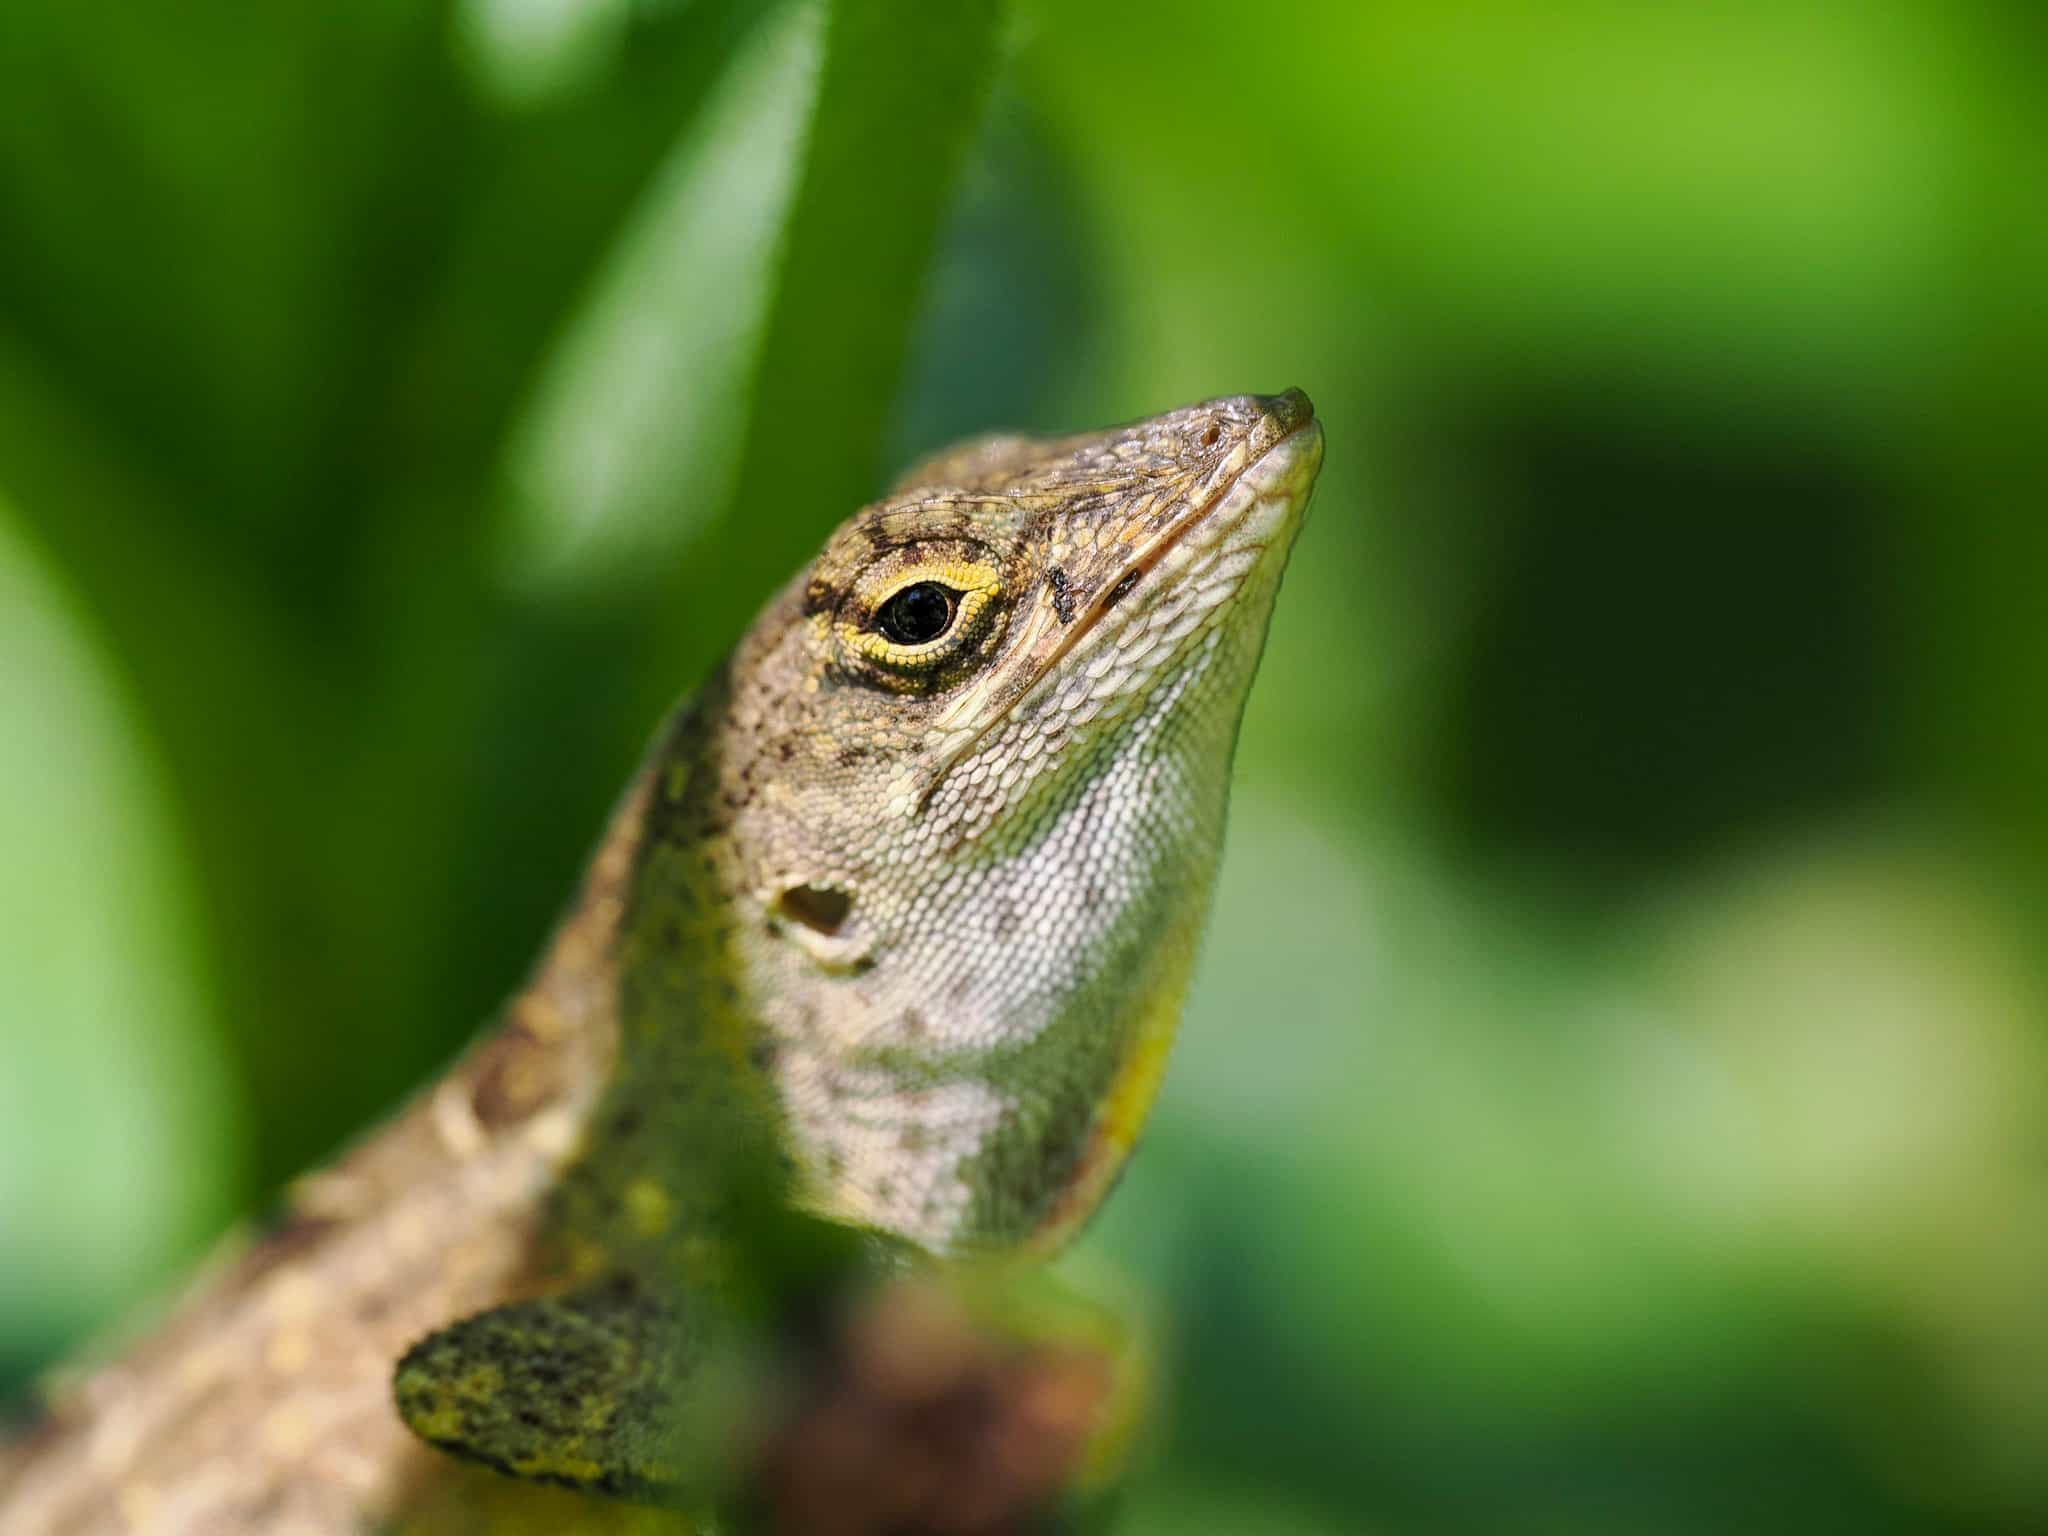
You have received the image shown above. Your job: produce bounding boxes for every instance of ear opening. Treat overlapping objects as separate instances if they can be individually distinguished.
[777,883,852,937]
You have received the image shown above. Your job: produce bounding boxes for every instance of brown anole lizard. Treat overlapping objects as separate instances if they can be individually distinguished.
[0,390,1323,1534]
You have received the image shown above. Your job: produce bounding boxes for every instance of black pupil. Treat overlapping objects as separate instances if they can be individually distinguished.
[878,582,955,645]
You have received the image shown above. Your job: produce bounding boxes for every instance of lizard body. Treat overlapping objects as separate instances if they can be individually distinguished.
[0,390,1322,1534]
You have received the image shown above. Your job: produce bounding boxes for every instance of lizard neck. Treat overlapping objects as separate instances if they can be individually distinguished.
[535,667,800,1295]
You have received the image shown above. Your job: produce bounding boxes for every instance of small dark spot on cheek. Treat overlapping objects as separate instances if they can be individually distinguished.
[1104,569,1140,609]
[803,578,840,617]
[2,1415,66,1472]
[1048,565,1075,625]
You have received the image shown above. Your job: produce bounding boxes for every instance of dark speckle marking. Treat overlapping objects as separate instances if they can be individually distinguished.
[835,742,876,769]
[230,1208,341,1296]
[1082,884,1102,911]
[900,1008,929,1039]
[1048,565,1076,625]
[237,1488,291,1525]
[1,1406,64,1463]
[469,1022,558,1128]
[994,901,1020,940]
[1104,569,1140,609]
[803,578,839,616]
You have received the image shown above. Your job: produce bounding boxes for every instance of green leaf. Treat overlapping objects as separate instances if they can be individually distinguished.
[635,0,1006,712]
[0,497,235,1382]
[397,0,778,503]
[496,0,827,593]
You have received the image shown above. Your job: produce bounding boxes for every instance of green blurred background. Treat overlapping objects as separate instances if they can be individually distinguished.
[3,0,2045,1530]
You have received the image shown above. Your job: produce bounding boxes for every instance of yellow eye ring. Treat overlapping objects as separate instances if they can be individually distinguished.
[837,559,1001,686]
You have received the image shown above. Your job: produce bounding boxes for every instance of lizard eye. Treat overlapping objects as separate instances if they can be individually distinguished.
[833,552,1001,691]
[876,582,958,646]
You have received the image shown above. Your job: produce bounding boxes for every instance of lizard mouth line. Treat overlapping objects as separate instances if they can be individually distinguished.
[920,413,1318,809]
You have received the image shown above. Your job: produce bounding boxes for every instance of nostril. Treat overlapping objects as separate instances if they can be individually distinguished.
[1199,424,1222,448]
[777,884,852,936]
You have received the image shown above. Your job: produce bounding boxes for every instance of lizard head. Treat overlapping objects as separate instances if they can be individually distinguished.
[662,391,1322,1253]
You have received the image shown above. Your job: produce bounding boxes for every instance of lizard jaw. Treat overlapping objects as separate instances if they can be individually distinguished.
[922,396,1322,806]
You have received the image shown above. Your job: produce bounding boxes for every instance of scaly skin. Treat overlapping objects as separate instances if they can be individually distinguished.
[0,390,1322,1534]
